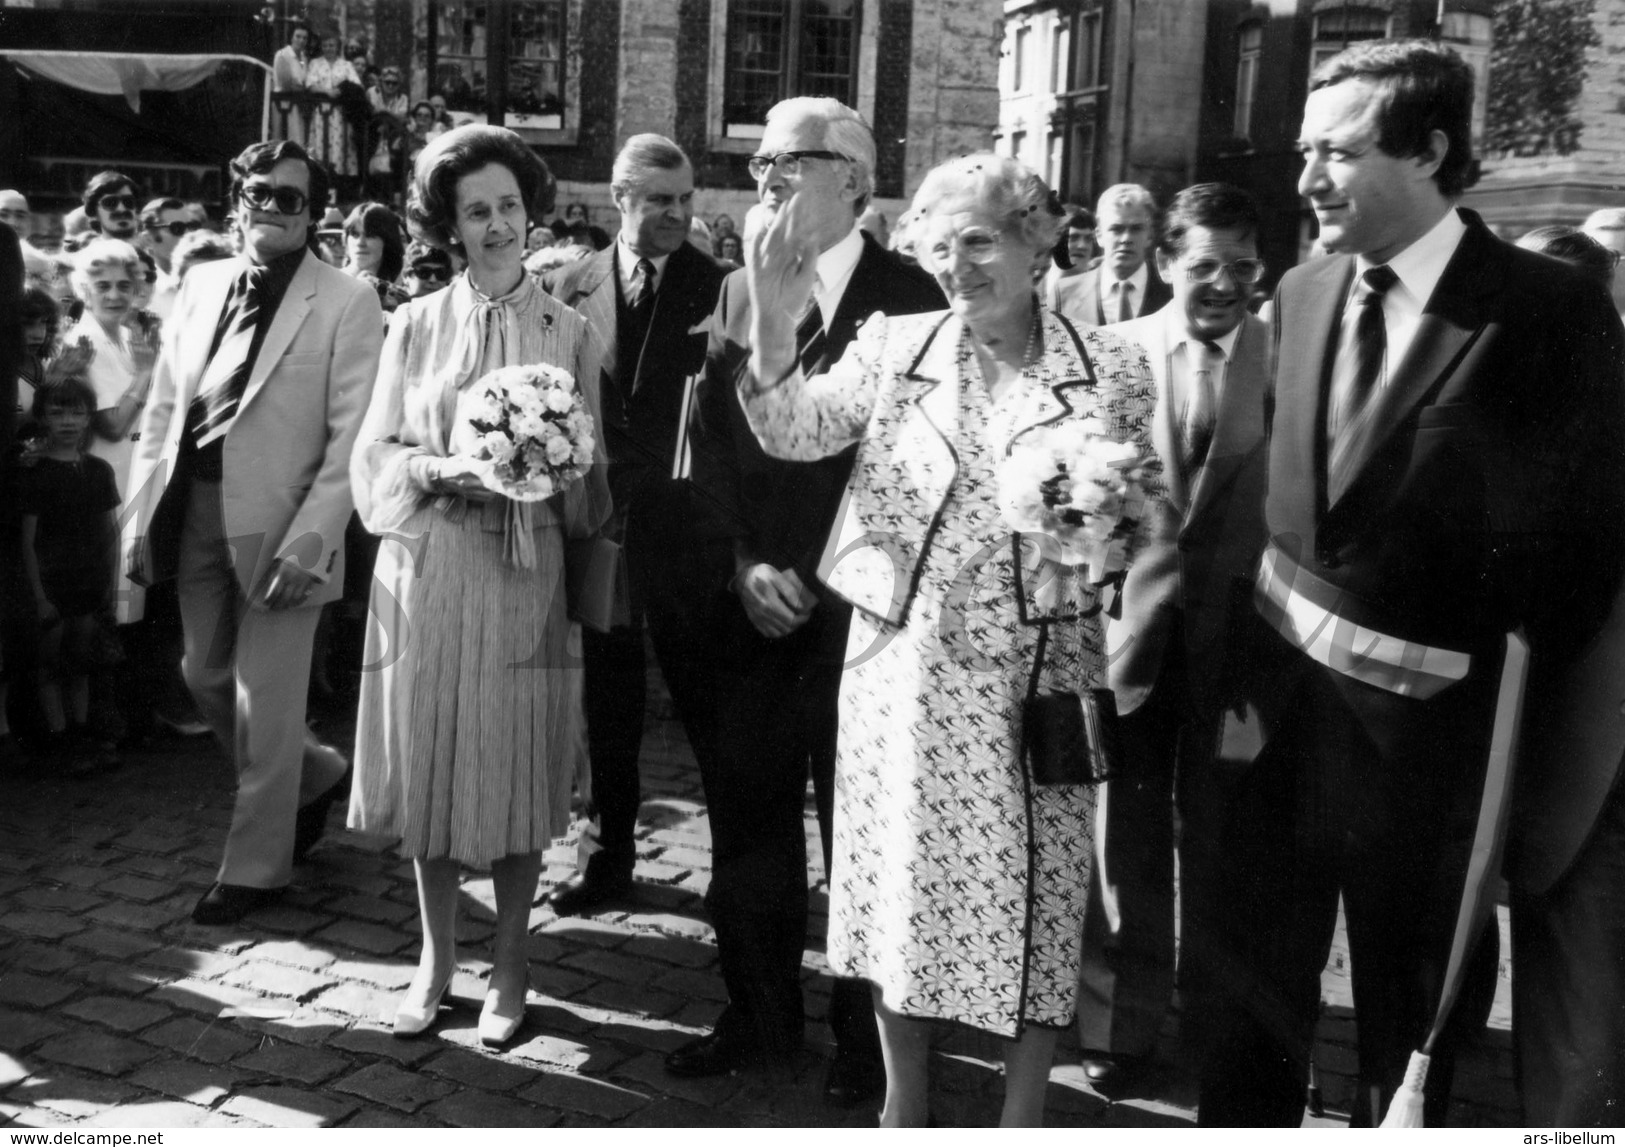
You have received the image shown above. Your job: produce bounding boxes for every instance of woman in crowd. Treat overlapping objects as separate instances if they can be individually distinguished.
[405,101,446,169]
[67,238,157,630]
[272,23,314,143]
[737,153,1161,1126]
[713,232,743,267]
[349,125,610,1047]
[342,201,408,311]
[307,34,364,189]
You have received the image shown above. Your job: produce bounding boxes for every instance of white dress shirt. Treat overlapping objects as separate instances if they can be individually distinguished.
[1162,307,1241,465]
[1099,261,1150,321]
[1352,206,1467,388]
[807,224,865,330]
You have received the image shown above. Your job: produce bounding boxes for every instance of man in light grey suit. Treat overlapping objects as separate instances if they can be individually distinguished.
[1078,182,1274,1087]
[127,141,382,925]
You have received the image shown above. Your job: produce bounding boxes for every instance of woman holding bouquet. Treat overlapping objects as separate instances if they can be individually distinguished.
[736,154,1162,1125]
[349,125,610,1047]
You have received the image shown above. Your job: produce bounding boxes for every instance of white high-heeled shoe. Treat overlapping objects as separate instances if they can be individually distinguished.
[392,977,450,1039]
[478,988,525,1047]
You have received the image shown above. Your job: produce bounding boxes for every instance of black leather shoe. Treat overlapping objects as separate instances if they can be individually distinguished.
[1082,1053,1147,1089]
[293,756,351,864]
[664,1026,758,1078]
[546,862,634,916]
[192,882,283,925]
[823,1048,885,1107]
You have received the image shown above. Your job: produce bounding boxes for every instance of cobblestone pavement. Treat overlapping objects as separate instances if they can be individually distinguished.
[0,682,1521,1128]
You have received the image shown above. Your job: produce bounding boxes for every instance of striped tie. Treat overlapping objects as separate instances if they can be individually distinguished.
[191,266,265,448]
[796,277,827,373]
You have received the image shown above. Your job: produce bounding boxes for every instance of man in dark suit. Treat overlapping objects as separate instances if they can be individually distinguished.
[1054,184,1171,328]
[1198,41,1625,1127]
[540,134,731,915]
[668,96,942,1105]
[1083,182,1274,1087]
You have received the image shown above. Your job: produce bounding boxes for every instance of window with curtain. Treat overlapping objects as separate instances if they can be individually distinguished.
[433,0,566,126]
[723,0,860,138]
[1235,22,1262,139]
[1075,7,1104,89]
[1309,4,1390,76]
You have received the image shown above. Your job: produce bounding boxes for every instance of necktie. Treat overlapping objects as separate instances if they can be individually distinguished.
[1115,279,1134,323]
[1184,339,1221,468]
[631,257,656,312]
[190,266,265,448]
[796,275,827,373]
[1327,264,1399,497]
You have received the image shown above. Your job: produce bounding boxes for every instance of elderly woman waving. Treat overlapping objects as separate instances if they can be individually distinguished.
[739,154,1163,1126]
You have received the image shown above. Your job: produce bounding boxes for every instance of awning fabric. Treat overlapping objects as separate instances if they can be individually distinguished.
[8,52,223,113]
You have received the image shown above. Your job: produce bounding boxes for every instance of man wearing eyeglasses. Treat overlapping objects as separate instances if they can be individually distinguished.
[678,97,942,1104]
[138,197,194,319]
[126,140,383,926]
[82,171,142,241]
[1079,182,1275,1091]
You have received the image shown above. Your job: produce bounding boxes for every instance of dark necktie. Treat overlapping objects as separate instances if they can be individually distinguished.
[797,281,828,374]
[1115,279,1134,323]
[1327,263,1399,500]
[191,266,265,448]
[631,257,656,313]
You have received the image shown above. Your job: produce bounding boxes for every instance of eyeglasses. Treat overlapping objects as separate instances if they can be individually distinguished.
[145,221,197,238]
[746,150,850,181]
[918,226,1004,273]
[240,182,309,216]
[410,264,452,282]
[1179,257,1266,285]
[97,194,137,213]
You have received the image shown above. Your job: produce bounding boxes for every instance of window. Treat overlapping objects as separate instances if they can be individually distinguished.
[1235,22,1262,139]
[723,0,859,138]
[1441,10,1493,150]
[1310,4,1390,76]
[1051,22,1069,93]
[1075,7,1104,90]
[1010,129,1027,165]
[433,0,566,128]
[1047,132,1064,189]
[1013,24,1030,92]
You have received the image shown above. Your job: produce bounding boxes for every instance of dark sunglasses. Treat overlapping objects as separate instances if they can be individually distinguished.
[410,263,452,282]
[240,182,309,216]
[97,193,138,213]
[145,220,198,238]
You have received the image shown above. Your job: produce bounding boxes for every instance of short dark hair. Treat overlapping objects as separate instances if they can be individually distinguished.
[229,140,330,253]
[1160,182,1262,258]
[1310,38,1476,198]
[82,171,140,219]
[1517,225,1619,290]
[1066,206,1096,233]
[344,201,406,282]
[19,286,61,346]
[139,197,186,227]
[406,125,554,252]
[32,376,98,422]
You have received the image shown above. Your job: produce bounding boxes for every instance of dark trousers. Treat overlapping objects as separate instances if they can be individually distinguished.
[1198,633,1501,1127]
[1077,646,1180,1058]
[581,552,726,870]
[1512,774,1625,1127]
[701,597,878,1060]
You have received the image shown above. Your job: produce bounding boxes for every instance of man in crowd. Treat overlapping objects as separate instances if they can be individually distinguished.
[0,189,31,239]
[1084,182,1274,1088]
[541,134,731,916]
[83,171,142,240]
[1581,206,1625,323]
[1055,183,1170,327]
[1199,40,1625,1126]
[677,96,942,1106]
[138,197,195,319]
[126,140,382,925]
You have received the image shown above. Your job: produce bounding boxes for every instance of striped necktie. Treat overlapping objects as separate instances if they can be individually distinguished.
[1327,264,1399,500]
[190,266,266,448]
[797,276,827,373]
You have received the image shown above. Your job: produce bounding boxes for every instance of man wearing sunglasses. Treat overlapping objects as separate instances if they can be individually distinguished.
[679,97,942,1105]
[82,171,142,240]
[138,197,194,319]
[126,140,383,926]
[1079,182,1275,1091]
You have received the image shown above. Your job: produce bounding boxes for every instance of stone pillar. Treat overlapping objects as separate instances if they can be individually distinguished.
[616,0,681,141]
[905,0,1002,196]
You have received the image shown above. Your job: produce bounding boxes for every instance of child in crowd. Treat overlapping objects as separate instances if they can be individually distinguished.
[17,379,120,775]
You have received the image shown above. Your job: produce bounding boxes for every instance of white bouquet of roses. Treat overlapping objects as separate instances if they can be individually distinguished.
[997,418,1150,582]
[456,363,596,502]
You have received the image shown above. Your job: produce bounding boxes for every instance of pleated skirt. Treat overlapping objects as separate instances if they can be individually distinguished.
[348,503,584,866]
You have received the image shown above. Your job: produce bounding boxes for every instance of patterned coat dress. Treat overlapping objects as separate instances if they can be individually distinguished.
[738,306,1161,1037]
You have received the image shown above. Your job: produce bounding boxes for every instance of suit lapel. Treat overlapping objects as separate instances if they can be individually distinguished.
[1331,225,1496,500]
[574,248,619,382]
[239,250,315,414]
[1188,315,1269,523]
[1282,255,1356,513]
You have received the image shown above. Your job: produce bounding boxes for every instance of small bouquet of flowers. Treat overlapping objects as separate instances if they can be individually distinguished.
[997,418,1151,582]
[449,362,597,566]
